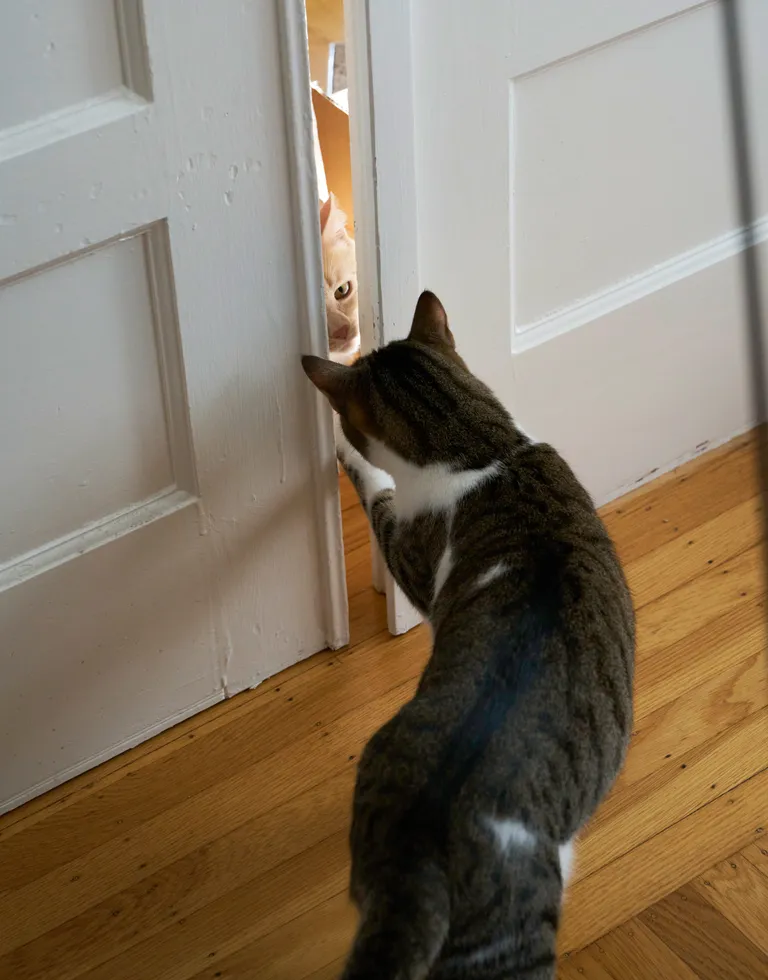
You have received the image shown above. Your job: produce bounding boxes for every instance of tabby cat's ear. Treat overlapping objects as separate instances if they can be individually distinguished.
[408,290,455,350]
[301,354,351,411]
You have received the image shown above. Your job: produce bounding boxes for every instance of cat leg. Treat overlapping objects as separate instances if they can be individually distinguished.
[335,418,400,574]
[430,832,560,980]
[335,420,430,612]
[335,416,395,518]
[341,867,449,980]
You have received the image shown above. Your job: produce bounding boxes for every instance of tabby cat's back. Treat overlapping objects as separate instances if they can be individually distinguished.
[301,291,634,980]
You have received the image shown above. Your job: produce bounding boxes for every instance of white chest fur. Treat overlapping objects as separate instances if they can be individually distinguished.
[366,438,501,522]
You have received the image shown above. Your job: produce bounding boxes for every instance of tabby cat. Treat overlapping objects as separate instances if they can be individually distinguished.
[302,291,635,980]
[320,193,360,364]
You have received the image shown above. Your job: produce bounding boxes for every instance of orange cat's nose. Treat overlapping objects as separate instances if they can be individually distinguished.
[331,323,350,341]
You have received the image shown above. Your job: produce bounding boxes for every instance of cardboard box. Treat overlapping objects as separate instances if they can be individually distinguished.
[312,85,354,233]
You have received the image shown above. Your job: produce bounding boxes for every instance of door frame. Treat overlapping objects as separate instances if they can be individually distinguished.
[344,0,422,635]
[278,0,350,650]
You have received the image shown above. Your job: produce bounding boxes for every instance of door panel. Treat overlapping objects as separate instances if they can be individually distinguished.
[0,0,342,812]
[409,0,768,504]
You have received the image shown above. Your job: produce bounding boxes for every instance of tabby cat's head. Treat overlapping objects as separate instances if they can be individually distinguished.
[302,291,511,470]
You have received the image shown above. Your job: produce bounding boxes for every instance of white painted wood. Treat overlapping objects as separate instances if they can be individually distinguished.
[368,0,767,508]
[0,0,345,813]
[278,0,349,651]
[345,0,422,635]
[514,216,768,351]
[0,237,173,562]
[0,0,126,130]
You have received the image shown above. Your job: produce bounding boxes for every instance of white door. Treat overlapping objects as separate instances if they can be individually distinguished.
[0,0,346,814]
[355,0,768,633]
[406,0,768,502]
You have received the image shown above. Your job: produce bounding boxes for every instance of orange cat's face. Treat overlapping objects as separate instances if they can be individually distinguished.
[320,194,360,364]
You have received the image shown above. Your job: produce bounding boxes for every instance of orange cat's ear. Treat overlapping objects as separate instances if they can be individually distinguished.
[408,291,455,350]
[319,192,349,242]
[319,195,333,234]
[301,354,352,412]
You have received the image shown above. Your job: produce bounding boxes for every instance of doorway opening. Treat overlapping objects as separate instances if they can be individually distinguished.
[304,0,387,647]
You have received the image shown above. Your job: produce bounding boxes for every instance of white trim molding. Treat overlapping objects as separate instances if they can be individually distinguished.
[277,0,349,650]
[513,216,768,352]
[345,0,422,636]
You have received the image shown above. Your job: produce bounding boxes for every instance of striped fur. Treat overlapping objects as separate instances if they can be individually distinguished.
[302,291,635,980]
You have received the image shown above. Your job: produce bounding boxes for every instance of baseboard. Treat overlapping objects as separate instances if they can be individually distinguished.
[0,690,225,816]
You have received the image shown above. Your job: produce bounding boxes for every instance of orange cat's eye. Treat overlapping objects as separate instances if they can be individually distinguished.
[335,281,352,299]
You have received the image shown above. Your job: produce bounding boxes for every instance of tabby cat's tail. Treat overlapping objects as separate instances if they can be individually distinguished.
[340,859,450,980]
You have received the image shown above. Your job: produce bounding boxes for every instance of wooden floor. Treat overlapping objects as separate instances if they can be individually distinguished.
[1,433,768,979]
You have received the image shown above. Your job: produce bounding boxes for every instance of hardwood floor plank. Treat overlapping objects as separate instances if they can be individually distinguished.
[0,623,423,895]
[0,768,354,963]
[2,431,766,978]
[621,648,768,788]
[741,841,768,879]
[347,587,388,645]
[304,957,346,980]
[692,853,768,955]
[339,470,359,512]
[573,708,768,883]
[640,883,768,980]
[341,503,369,550]
[635,545,764,664]
[624,496,762,609]
[587,918,700,980]
[559,767,768,952]
[345,544,374,597]
[600,432,758,562]
[77,835,348,980]
[557,949,618,979]
[183,890,356,980]
[13,670,413,964]
[633,594,766,720]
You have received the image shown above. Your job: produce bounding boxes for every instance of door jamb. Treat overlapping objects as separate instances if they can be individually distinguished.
[344,0,422,635]
[278,0,350,650]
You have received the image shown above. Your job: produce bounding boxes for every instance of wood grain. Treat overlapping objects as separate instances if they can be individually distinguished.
[640,883,768,980]
[741,841,768,880]
[2,432,768,979]
[692,853,768,955]
[600,432,758,562]
[557,949,618,979]
[559,767,768,951]
[589,918,700,980]
[624,648,768,787]
[624,496,762,608]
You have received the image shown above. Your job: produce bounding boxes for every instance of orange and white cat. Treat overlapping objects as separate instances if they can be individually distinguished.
[320,193,360,364]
